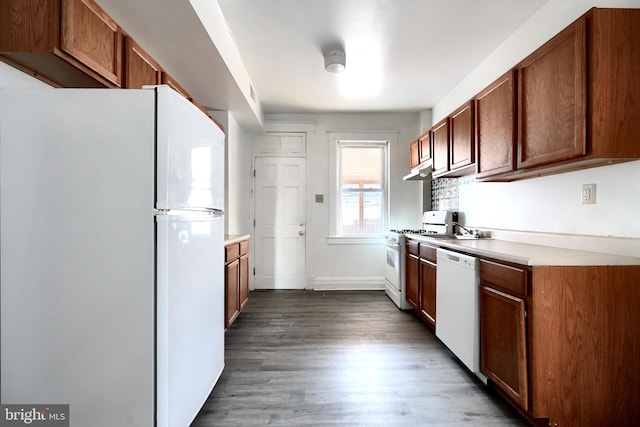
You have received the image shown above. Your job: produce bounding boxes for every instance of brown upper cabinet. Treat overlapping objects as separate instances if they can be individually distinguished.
[124,36,161,89]
[62,0,122,86]
[430,101,476,178]
[409,139,420,169]
[517,16,587,170]
[475,69,517,179]
[161,71,192,101]
[418,130,432,165]
[448,100,475,175]
[0,0,123,87]
[498,7,640,181]
[410,7,640,183]
[431,117,450,177]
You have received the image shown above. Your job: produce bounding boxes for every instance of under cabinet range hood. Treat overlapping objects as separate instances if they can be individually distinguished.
[403,162,432,181]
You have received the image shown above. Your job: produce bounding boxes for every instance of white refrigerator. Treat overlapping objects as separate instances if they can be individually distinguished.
[0,86,225,427]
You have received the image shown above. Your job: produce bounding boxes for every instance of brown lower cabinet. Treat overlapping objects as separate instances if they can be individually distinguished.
[479,258,640,426]
[405,239,437,329]
[224,237,249,328]
[479,259,529,412]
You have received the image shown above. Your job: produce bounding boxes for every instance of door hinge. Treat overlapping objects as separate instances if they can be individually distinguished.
[253,219,256,227]
[253,169,256,177]
[253,268,256,275]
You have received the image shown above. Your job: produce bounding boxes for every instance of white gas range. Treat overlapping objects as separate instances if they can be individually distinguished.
[383,211,458,310]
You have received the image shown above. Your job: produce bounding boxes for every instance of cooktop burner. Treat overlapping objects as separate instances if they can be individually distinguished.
[390,229,424,234]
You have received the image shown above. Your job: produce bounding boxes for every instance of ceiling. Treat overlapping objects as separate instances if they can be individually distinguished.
[96,0,549,126]
[216,0,549,114]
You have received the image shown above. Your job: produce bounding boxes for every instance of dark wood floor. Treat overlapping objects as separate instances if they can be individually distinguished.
[192,290,528,426]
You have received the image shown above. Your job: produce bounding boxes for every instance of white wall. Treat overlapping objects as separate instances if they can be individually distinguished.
[460,161,640,239]
[262,113,422,289]
[432,0,640,246]
[211,111,254,237]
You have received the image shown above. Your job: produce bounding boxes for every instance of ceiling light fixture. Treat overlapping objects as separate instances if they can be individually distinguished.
[324,50,346,73]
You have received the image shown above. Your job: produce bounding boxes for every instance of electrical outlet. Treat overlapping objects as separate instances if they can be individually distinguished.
[582,183,596,204]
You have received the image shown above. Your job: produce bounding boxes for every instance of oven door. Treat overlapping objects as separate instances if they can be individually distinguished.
[384,240,400,290]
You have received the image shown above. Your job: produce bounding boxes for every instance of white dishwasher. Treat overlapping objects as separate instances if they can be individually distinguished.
[436,247,486,382]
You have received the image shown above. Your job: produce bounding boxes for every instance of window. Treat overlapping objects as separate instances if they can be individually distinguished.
[336,141,388,236]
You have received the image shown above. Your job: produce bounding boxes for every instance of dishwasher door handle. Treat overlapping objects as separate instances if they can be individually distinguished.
[443,253,461,263]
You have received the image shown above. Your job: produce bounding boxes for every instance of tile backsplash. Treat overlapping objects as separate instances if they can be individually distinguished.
[431,175,475,211]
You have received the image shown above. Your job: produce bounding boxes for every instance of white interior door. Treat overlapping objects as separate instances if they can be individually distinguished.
[254,157,306,289]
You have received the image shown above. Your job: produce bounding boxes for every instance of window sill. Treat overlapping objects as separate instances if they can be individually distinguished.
[327,236,385,245]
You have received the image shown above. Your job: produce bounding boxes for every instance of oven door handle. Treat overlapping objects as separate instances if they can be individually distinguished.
[385,241,399,250]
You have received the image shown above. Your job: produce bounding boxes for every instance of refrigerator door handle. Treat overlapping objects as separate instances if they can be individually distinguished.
[154,208,224,217]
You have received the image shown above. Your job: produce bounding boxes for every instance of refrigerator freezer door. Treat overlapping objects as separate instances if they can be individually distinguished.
[156,212,225,427]
[156,86,225,211]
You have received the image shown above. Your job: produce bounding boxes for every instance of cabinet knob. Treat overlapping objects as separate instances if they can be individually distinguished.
[299,231,305,236]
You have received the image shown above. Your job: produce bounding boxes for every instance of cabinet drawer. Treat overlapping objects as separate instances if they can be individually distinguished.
[225,243,240,263]
[419,244,437,262]
[239,239,249,256]
[480,259,528,296]
[406,240,419,256]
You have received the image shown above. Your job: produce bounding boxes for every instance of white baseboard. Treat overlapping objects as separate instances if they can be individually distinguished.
[312,276,385,291]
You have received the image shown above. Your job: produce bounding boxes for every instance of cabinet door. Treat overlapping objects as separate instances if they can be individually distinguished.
[225,259,240,328]
[431,118,450,176]
[517,17,586,169]
[480,286,528,411]
[405,253,420,310]
[124,36,161,89]
[161,72,192,100]
[418,131,431,164]
[476,70,517,179]
[449,101,475,171]
[61,0,123,86]
[239,254,249,310]
[409,139,420,169]
[419,258,436,328]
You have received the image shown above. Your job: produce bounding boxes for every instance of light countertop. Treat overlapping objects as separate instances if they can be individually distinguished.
[405,234,640,266]
[224,234,250,246]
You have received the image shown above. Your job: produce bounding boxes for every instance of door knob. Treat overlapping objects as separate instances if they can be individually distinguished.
[299,231,305,236]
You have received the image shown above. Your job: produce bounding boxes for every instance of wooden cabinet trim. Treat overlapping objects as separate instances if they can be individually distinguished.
[239,239,249,256]
[406,240,420,256]
[161,71,192,100]
[418,243,437,263]
[124,35,161,88]
[225,243,240,263]
[480,258,528,297]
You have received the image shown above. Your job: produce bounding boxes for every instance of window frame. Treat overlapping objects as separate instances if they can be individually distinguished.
[328,131,394,244]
